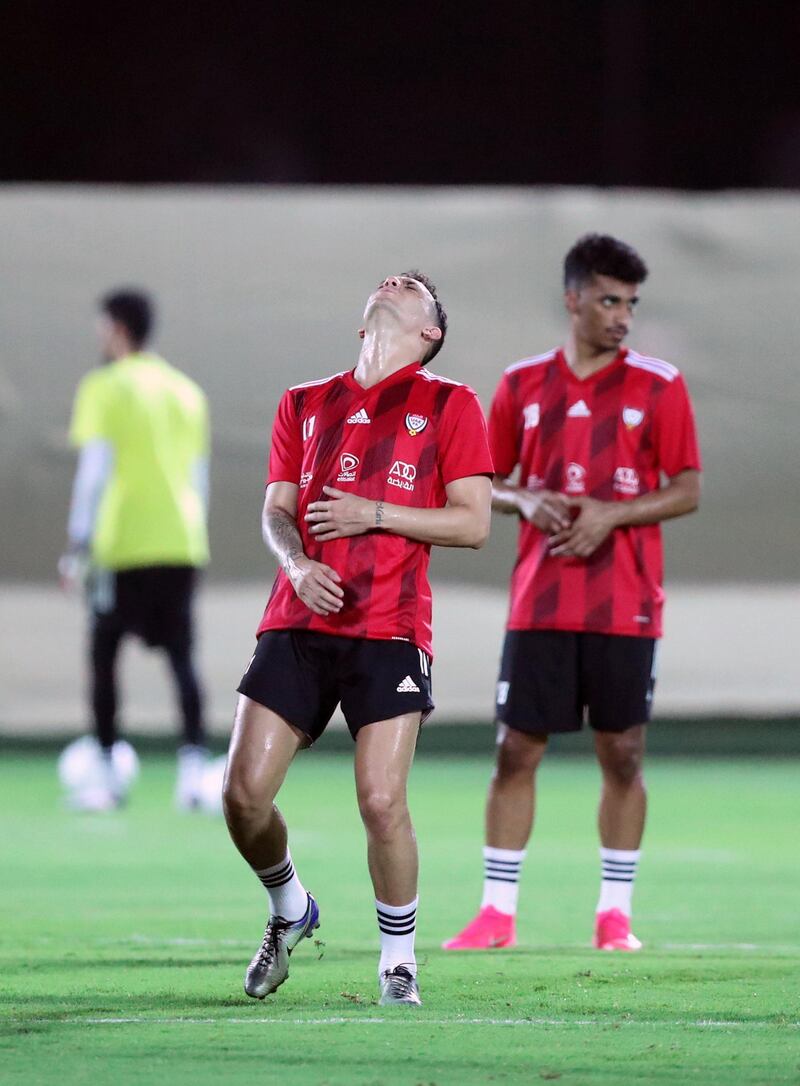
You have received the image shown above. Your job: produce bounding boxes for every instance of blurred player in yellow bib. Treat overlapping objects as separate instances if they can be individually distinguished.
[60,289,211,810]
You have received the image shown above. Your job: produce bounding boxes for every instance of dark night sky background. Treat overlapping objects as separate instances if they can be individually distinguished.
[4,2,800,188]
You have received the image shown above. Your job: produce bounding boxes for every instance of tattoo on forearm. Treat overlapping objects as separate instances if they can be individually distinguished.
[265,509,304,571]
[375,501,384,529]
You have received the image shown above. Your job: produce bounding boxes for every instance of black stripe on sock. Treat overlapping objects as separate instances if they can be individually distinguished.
[378,923,416,935]
[601,876,634,883]
[258,860,294,887]
[377,908,416,924]
[259,859,292,878]
[261,871,294,888]
[377,914,417,929]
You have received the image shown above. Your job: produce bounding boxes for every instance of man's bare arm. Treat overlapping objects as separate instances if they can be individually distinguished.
[304,475,492,549]
[491,474,571,532]
[262,487,304,569]
[262,482,344,615]
[603,468,701,528]
[376,474,492,548]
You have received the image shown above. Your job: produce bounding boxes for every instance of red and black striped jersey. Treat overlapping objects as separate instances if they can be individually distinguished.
[258,360,493,657]
[489,347,701,639]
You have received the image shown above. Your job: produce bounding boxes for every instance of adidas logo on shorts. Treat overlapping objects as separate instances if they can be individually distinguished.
[397,675,420,693]
[346,408,371,424]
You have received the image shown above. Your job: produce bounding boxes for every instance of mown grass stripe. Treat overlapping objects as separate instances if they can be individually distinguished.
[46,1016,800,1029]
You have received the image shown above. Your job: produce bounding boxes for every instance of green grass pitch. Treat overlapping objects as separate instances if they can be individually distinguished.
[1,750,797,1085]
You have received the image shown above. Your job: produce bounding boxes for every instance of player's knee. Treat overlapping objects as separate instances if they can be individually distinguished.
[222,770,268,827]
[358,788,407,840]
[495,726,547,780]
[598,733,644,787]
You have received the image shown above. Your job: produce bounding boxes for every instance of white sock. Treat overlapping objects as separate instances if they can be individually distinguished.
[480,846,526,915]
[175,744,207,803]
[376,897,418,978]
[253,851,309,922]
[597,847,640,917]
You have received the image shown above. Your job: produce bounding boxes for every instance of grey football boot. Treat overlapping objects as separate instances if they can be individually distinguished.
[378,965,422,1006]
[244,893,320,999]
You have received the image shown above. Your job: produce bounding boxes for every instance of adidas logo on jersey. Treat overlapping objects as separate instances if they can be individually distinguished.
[567,399,591,418]
[397,675,420,693]
[347,408,371,424]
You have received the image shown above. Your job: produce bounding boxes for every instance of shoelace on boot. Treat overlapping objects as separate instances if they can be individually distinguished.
[256,917,292,966]
[382,966,416,996]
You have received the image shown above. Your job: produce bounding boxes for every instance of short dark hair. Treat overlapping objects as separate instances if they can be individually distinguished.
[564,234,648,290]
[401,269,448,364]
[99,289,154,347]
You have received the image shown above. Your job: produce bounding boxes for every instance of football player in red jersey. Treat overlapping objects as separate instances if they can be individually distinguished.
[443,235,702,953]
[223,272,493,1005]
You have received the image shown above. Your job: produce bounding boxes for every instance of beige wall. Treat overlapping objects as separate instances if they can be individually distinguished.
[2,583,798,733]
[1,185,798,585]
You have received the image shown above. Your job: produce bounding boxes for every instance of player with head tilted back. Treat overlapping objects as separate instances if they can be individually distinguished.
[443,235,701,953]
[223,272,493,1005]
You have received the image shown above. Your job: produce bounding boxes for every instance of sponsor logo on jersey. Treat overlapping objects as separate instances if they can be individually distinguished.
[526,474,544,491]
[405,413,428,436]
[388,460,417,491]
[623,406,645,429]
[302,415,316,441]
[567,398,591,418]
[565,461,586,494]
[338,452,360,482]
[299,471,313,489]
[613,466,640,495]
[523,402,540,430]
[347,407,371,424]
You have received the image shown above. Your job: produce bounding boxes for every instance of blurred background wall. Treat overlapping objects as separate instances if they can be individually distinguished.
[2,185,798,586]
[1,186,798,733]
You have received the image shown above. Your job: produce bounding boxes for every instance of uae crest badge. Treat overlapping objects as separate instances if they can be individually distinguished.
[622,406,644,430]
[405,412,429,436]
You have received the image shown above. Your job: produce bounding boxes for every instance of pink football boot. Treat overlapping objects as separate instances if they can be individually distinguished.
[442,906,517,950]
[593,908,642,951]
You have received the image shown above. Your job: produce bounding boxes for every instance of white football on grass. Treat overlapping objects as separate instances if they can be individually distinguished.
[58,734,139,795]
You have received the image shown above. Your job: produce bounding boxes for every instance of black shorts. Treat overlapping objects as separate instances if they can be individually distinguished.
[237,630,434,743]
[88,565,197,650]
[496,630,657,735]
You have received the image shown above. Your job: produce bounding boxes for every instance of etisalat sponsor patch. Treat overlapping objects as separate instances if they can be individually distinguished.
[337,453,360,482]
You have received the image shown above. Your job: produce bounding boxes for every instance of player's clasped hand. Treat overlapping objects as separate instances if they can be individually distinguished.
[518,489,572,534]
[286,554,345,616]
[305,486,374,542]
[548,496,619,558]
